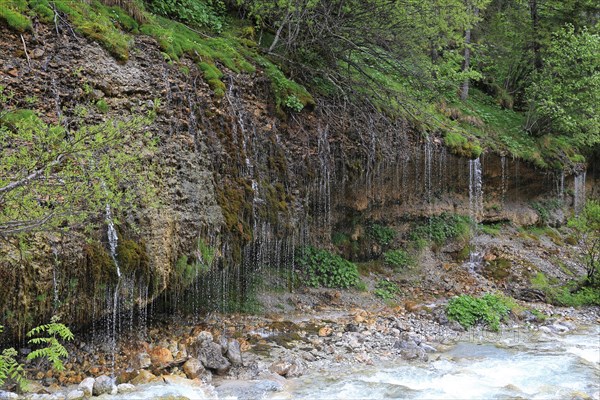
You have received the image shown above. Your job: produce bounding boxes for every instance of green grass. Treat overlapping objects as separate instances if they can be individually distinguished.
[531,272,600,307]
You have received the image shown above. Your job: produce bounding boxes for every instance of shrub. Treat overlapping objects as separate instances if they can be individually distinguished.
[368,224,396,246]
[531,272,600,306]
[383,249,412,270]
[146,0,225,32]
[446,293,512,331]
[374,279,399,299]
[296,246,359,288]
[410,213,472,248]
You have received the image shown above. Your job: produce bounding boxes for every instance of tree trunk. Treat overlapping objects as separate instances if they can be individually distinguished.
[529,0,542,70]
[460,7,479,100]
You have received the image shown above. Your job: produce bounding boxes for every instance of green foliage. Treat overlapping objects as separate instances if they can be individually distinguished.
[531,272,600,306]
[368,224,396,246]
[383,249,412,270]
[374,279,399,300]
[526,25,599,148]
[567,200,600,285]
[0,108,155,237]
[26,316,74,371]
[410,213,472,248]
[283,95,304,113]
[0,327,26,389]
[146,0,225,32]
[296,246,359,289]
[446,293,512,331]
[480,223,501,236]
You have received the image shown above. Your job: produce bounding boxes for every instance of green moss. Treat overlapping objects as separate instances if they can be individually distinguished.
[255,55,315,115]
[51,0,132,61]
[82,242,117,285]
[444,131,482,159]
[0,1,31,32]
[95,99,109,113]
[0,109,41,127]
[116,239,149,276]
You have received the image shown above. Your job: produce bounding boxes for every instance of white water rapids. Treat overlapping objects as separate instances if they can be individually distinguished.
[110,325,599,400]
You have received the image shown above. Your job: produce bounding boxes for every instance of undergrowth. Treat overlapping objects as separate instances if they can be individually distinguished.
[296,246,360,289]
[446,293,514,331]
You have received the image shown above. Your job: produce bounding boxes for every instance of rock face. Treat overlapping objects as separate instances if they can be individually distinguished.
[0,22,586,335]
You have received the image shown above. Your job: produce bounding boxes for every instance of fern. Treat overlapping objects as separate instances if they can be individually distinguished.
[0,326,27,389]
[26,317,74,372]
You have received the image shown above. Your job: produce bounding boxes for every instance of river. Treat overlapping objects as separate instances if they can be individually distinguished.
[112,325,599,400]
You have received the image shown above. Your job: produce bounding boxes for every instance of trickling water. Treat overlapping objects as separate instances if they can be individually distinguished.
[573,172,586,214]
[105,204,121,376]
[500,156,508,204]
[50,242,60,312]
[424,136,433,204]
[467,158,484,272]
[468,158,483,221]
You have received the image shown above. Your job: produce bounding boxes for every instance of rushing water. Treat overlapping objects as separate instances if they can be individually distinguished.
[108,326,599,400]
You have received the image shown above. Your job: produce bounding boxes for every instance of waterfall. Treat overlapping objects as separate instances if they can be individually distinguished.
[573,172,586,214]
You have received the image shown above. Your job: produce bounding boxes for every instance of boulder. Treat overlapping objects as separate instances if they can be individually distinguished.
[226,339,243,366]
[130,370,157,385]
[0,391,19,400]
[132,352,152,370]
[92,375,116,396]
[77,377,95,397]
[182,358,205,380]
[149,347,174,367]
[66,390,85,400]
[117,383,136,394]
[198,342,230,374]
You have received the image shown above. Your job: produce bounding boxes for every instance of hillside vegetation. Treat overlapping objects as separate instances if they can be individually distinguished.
[1,0,598,168]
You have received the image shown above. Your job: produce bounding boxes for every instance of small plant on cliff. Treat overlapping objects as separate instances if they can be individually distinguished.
[446,293,512,331]
[410,213,472,249]
[368,224,396,246]
[568,200,600,286]
[383,249,412,270]
[26,316,74,371]
[374,279,400,300]
[296,246,359,288]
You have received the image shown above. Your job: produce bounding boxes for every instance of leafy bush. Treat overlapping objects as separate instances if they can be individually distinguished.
[368,224,396,246]
[283,95,304,112]
[446,293,512,331]
[374,279,400,299]
[146,0,225,32]
[296,247,359,288]
[383,249,412,270]
[410,213,472,248]
[531,272,600,306]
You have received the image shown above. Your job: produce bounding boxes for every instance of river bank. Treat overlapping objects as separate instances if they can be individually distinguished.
[2,295,598,400]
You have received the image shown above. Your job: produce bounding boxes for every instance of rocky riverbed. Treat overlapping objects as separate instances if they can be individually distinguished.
[2,297,598,400]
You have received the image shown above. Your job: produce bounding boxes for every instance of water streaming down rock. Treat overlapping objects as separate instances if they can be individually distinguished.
[105,204,121,376]
[467,158,483,272]
[573,172,586,214]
